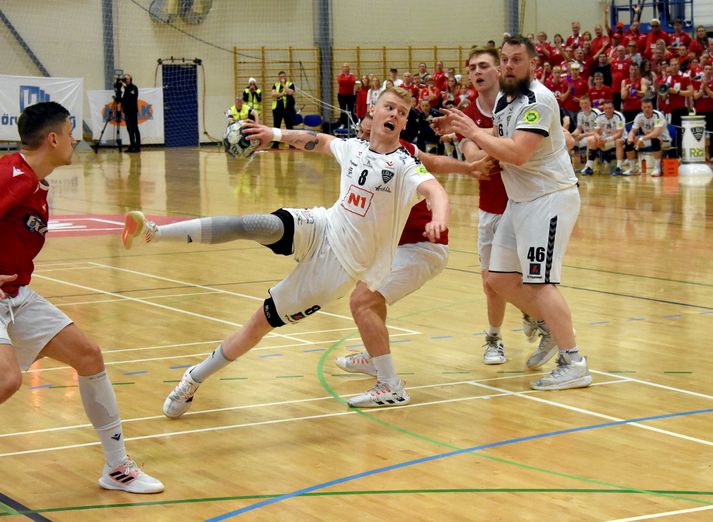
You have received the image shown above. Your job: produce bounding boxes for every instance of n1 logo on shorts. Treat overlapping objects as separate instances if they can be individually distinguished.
[341,185,374,217]
[287,305,321,323]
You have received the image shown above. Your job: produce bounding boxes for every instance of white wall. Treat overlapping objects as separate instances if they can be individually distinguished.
[1,0,611,140]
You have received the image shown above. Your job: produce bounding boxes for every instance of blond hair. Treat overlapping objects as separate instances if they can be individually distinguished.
[377,86,413,107]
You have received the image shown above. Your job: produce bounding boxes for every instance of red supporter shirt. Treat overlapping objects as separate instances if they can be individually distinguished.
[588,85,613,108]
[622,78,644,112]
[665,73,692,110]
[670,31,692,49]
[564,76,589,112]
[0,153,50,297]
[337,73,356,95]
[693,78,713,113]
[432,71,447,93]
[689,39,706,58]
[460,101,508,215]
[397,140,448,246]
[544,78,569,107]
[611,56,632,91]
[402,83,420,100]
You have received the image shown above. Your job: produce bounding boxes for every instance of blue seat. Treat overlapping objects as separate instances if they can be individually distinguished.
[303,114,322,128]
[291,113,303,126]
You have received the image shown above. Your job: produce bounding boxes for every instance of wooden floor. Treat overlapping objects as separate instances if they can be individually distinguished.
[2,147,713,521]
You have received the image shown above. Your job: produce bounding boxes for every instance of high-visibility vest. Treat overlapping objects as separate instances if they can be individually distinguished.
[229,104,251,121]
[272,81,294,110]
[243,88,261,111]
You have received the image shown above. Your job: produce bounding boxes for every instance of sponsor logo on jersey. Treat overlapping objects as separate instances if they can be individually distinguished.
[381,169,394,183]
[374,184,392,193]
[416,164,429,176]
[24,214,48,236]
[12,166,24,177]
[341,185,374,217]
[524,109,540,124]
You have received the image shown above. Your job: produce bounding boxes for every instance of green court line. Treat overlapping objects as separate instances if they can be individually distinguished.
[0,503,16,516]
[315,333,713,508]
[162,380,180,383]
[441,371,471,374]
[664,371,693,374]
[3,489,713,517]
[111,382,135,385]
[276,375,304,379]
[607,371,637,374]
[496,371,525,374]
[219,377,248,381]
[47,385,78,389]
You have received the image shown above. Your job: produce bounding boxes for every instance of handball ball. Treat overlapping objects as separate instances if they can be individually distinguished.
[223,120,259,158]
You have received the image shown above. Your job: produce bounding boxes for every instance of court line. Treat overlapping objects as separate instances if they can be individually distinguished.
[52,290,223,307]
[607,504,713,521]
[33,273,311,345]
[207,407,713,519]
[470,382,713,446]
[4,489,713,518]
[591,370,713,400]
[0,492,52,521]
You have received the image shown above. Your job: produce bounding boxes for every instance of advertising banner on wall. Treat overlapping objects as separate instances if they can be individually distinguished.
[87,88,164,145]
[0,75,83,141]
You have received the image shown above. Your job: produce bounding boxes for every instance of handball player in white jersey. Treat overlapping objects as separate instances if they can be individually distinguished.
[436,35,591,390]
[122,87,449,415]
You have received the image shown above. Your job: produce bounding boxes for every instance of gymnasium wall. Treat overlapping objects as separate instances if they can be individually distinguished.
[1,0,604,142]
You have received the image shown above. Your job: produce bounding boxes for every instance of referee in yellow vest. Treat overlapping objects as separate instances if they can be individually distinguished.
[271,71,295,148]
[227,97,259,124]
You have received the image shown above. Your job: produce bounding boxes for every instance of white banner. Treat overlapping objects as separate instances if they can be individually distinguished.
[87,88,164,145]
[0,75,83,141]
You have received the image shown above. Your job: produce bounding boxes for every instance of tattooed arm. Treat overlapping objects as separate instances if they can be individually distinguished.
[242,122,336,155]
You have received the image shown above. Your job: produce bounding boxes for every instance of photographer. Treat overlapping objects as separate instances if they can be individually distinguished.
[119,74,141,153]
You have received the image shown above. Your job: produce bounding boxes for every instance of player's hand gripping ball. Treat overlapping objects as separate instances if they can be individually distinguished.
[223,120,259,158]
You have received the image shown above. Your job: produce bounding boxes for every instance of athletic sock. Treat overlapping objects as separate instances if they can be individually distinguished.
[189,344,234,383]
[487,326,501,337]
[157,215,284,245]
[616,159,623,167]
[78,371,127,468]
[585,159,594,168]
[561,346,582,362]
[371,354,399,387]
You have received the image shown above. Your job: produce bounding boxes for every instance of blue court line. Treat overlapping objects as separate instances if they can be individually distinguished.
[257,353,283,358]
[205,407,713,520]
[28,384,52,390]
[346,344,364,348]
[390,339,412,344]
[123,371,147,376]
[169,365,192,369]
[431,335,452,340]
[590,321,609,325]
[627,317,645,321]
[664,314,683,319]
[301,348,326,353]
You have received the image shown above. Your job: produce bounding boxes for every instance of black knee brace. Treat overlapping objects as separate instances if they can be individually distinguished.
[263,297,285,327]
[265,209,294,256]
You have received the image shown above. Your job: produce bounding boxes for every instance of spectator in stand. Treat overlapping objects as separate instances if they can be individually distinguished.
[401,96,420,144]
[572,95,602,166]
[538,61,553,83]
[693,63,713,159]
[689,26,708,58]
[649,39,673,63]
[662,57,693,157]
[382,68,403,89]
[414,98,443,154]
[585,99,626,176]
[419,75,440,109]
[605,12,626,43]
[417,63,429,85]
[590,52,613,87]
[625,41,643,67]
[545,66,571,115]
[625,20,647,55]
[551,33,566,65]
[564,62,588,127]
[432,61,448,92]
[674,44,692,73]
[688,56,703,78]
[670,18,692,49]
[591,24,611,58]
[566,20,583,49]
[243,78,262,115]
[441,76,460,107]
[336,63,356,129]
[640,60,659,103]
[621,64,649,123]
[401,72,420,100]
[355,76,368,121]
[624,98,671,176]
[573,47,593,81]
[645,19,670,60]
[589,72,613,108]
[611,45,633,110]
[226,96,259,124]
[366,76,382,113]
[535,32,553,64]
[485,40,497,49]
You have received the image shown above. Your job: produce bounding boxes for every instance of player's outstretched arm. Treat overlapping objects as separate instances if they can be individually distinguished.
[242,121,335,155]
[420,150,494,179]
[417,179,450,243]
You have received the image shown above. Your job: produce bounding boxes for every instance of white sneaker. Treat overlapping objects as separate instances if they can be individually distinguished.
[522,314,541,343]
[122,211,158,249]
[98,456,164,493]
[530,353,592,390]
[482,334,506,365]
[335,351,377,376]
[650,169,661,177]
[347,380,410,408]
[526,325,558,369]
[163,367,200,418]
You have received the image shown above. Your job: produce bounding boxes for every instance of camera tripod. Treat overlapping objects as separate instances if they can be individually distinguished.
[91,96,124,154]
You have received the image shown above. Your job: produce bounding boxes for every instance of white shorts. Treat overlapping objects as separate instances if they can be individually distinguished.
[268,207,356,325]
[489,186,580,284]
[377,242,449,305]
[0,286,73,370]
[601,138,617,151]
[477,209,503,271]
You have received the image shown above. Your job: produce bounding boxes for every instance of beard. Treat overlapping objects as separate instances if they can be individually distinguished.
[499,74,532,98]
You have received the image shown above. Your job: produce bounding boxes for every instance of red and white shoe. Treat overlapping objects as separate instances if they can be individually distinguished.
[122,211,158,249]
[99,456,164,493]
[335,350,377,376]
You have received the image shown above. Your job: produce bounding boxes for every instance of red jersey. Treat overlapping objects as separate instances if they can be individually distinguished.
[402,83,420,100]
[693,78,713,113]
[0,153,50,297]
[432,71,447,93]
[588,85,613,108]
[397,140,448,246]
[564,76,589,112]
[670,31,692,49]
[664,74,692,110]
[544,78,569,107]
[689,39,707,58]
[460,101,508,215]
[590,35,610,57]
[337,73,356,95]
[611,56,633,91]
[622,78,644,112]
